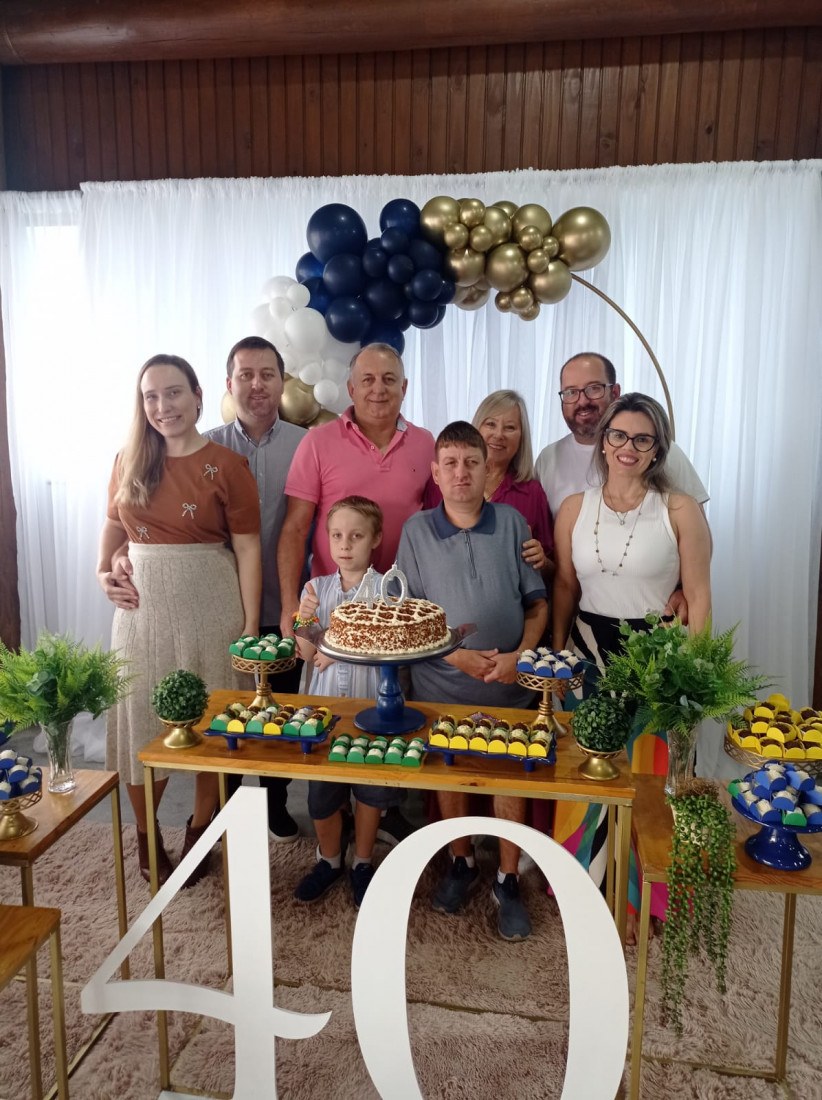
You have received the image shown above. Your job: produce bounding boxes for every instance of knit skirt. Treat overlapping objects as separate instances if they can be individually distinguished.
[106,543,244,785]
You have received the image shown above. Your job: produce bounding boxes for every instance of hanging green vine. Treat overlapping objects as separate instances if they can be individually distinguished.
[662,779,736,1035]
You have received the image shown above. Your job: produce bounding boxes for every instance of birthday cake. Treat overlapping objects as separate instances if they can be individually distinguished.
[325,597,449,656]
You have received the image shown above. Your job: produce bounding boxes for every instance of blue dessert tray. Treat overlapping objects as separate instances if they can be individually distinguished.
[204,715,339,754]
[731,786,822,871]
[425,740,556,774]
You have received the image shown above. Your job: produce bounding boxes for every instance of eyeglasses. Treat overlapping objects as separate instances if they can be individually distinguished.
[604,428,658,452]
[558,382,613,404]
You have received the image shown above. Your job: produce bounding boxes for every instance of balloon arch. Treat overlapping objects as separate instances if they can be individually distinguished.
[224,195,673,434]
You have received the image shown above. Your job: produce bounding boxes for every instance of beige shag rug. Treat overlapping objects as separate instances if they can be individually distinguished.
[1,822,820,1099]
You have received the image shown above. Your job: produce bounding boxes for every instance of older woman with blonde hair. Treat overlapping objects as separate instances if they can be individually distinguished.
[98,353,262,886]
[425,389,553,579]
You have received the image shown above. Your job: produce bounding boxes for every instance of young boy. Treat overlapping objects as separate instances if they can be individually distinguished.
[293,495,401,908]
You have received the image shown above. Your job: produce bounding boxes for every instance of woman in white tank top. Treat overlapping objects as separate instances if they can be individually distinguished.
[550,393,712,940]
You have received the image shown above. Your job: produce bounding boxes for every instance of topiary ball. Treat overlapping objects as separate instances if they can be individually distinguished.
[152,669,209,723]
[572,695,632,753]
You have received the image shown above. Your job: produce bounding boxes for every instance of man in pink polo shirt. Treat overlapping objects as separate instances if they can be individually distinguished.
[277,343,434,636]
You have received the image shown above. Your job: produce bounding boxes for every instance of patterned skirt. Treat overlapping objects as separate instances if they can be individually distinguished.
[553,609,670,920]
[106,543,244,785]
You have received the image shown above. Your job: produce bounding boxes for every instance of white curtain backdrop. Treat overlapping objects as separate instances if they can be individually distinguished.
[2,162,821,770]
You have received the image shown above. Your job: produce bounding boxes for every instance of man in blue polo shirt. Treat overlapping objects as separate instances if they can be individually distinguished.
[397,421,548,941]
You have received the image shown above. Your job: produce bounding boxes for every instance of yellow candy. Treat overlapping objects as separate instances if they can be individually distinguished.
[263,722,281,736]
[527,742,547,757]
[227,719,245,733]
[739,735,762,752]
[750,720,768,735]
[767,693,791,709]
[806,746,822,759]
[488,738,507,754]
[507,741,527,757]
[753,705,774,719]
[429,732,448,748]
[469,736,488,752]
[742,707,753,722]
[785,746,806,759]
[801,729,822,746]
[449,734,469,750]
[760,743,783,758]
[766,725,786,743]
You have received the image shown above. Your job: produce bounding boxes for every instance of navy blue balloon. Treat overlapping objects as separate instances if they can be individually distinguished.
[363,278,406,321]
[323,253,366,298]
[295,251,324,283]
[435,305,447,325]
[410,269,444,302]
[307,204,368,263]
[396,309,411,332]
[303,276,331,315]
[408,238,444,272]
[380,227,410,256]
[387,254,414,285]
[407,299,440,329]
[325,296,372,343]
[436,279,456,305]
[379,199,421,237]
[364,322,405,357]
[362,243,389,279]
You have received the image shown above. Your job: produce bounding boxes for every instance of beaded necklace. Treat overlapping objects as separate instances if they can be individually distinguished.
[594,488,647,575]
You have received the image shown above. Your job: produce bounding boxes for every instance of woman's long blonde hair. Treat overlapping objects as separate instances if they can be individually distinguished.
[115,354,202,508]
[471,389,535,482]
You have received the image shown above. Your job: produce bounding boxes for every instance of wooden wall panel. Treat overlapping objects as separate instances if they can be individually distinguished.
[3,27,821,190]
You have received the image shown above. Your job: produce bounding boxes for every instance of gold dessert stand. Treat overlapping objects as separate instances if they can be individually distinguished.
[230,654,297,710]
[516,670,584,735]
[159,716,204,751]
[576,743,623,782]
[0,788,42,841]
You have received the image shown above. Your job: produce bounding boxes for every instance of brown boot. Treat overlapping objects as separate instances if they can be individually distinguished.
[179,815,213,889]
[136,823,174,885]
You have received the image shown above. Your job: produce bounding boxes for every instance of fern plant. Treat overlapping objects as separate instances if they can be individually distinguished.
[0,632,130,730]
[597,618,765,737]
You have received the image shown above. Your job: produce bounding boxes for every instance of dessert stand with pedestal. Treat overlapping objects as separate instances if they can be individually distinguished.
[230,654,297,710]
[516,669,585,735]
[0,787,42,841]
[731,787,822,871]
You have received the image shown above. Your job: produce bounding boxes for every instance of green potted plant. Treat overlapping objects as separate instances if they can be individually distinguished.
[597,618,765,796]
[152,669,209,749]
[0,632,130,793]
[571,694,633,780]
[661,778,735,1034]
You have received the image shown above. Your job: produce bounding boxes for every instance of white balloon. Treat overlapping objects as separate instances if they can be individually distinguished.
[270,298,293,323]
[331,387,351,414]
[313,379,340,409]
[263,275,295,300]
[286,283,311,308]
[322,357,349,383]
[299,361,325,386]
[251,303,272,334]
[323,335,361,362]
[263,324,285,348]
[284,307,327,355]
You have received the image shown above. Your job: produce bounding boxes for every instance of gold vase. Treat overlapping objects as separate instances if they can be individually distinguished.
[159,716,203,750]
[576,743,623,781]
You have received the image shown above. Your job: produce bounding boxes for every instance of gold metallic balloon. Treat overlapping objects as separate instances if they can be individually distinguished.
[543,235,560,259]
[495,292,512,313]
[475,276,490,291]
[551,207,611,271]
[516,224,544,252]
[484,243,529,293]
[526,247,549,274]
[510,285,535,312]
[483,205,512,246]
[528,260,573,304]
[280,377,321,426]
[444,247,487,287]
[454,283,491,310]
[512,203,552,238]
[459,198,486,228]
[220,390,236,424]
[519,302,541,321]
[307,409,338,428]
[491,200,518,218]
[443,222,469,250]
[469,224,494,253]
[420,196,461,244]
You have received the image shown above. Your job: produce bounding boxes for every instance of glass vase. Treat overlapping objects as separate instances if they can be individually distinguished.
[665,729,697,798]
[40,719,76,794]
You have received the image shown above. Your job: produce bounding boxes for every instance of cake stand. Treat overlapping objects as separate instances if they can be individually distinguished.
[0,787,42,841]
[307,626,471,735]
[516,669,585,735]
[230,654,297,710]
[731,788,822,871]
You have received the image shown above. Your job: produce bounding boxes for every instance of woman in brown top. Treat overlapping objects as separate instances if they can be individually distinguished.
[98,354,262,885]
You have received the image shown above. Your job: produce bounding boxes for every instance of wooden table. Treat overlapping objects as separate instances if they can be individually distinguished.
[0,770,128,1098]
[139,690,636,1092]
[629,775,822,1098]
[0,903,68,1099]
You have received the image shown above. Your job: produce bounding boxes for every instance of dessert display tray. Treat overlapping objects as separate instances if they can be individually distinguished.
[425,741,556,774]
[724,732,822,780]
[205,716,338,754]
[731,785,822,871]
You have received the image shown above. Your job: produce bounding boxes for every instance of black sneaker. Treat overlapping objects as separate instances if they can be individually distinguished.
[432,856,480,914]
[491,874,532,941]
[294,858,344,903]
[269,806,299,844]
[376,807,415,847]
[349,862,375,908]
